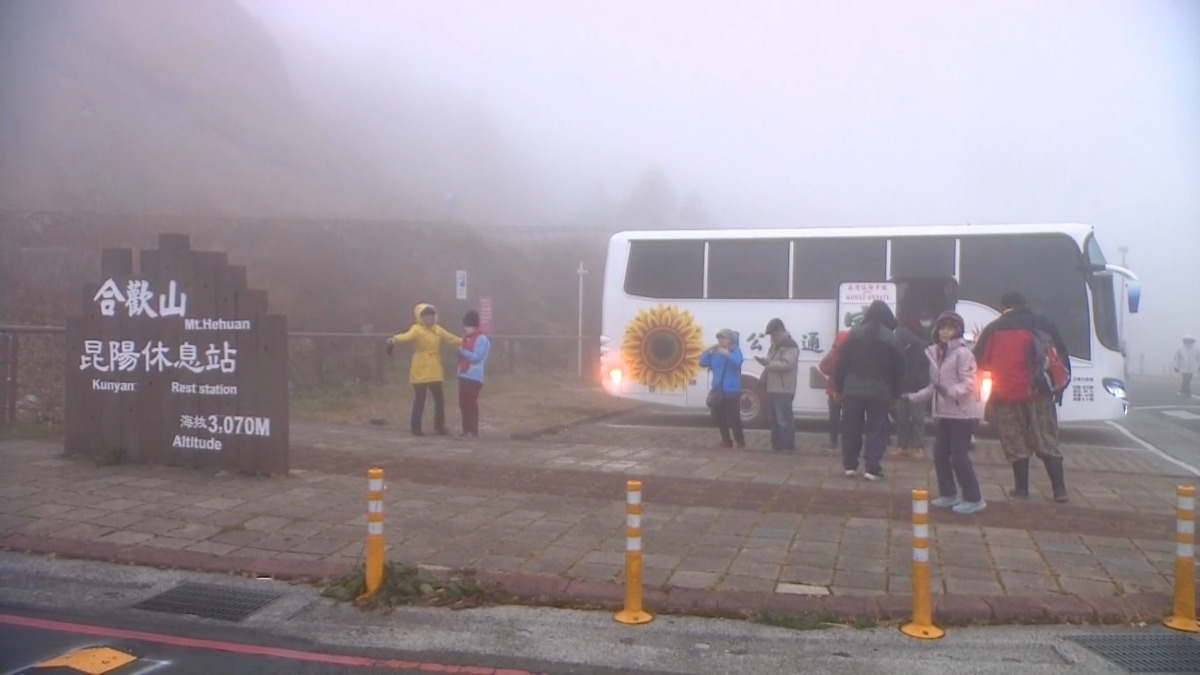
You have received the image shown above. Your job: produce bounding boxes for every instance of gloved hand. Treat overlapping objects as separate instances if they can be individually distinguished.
[754,356,768,366]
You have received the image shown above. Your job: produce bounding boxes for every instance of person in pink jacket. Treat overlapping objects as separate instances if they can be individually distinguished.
[904,311,986,514]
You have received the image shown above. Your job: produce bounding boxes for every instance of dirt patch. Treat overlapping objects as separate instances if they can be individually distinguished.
[291,374,636,437]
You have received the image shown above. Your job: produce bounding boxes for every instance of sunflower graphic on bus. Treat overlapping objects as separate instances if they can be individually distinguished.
[620,304,706,392]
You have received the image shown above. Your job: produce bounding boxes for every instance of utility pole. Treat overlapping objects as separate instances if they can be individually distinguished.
[577,262,588,377]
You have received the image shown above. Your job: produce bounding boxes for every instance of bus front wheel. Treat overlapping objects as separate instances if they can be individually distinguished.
[739,376,768,428]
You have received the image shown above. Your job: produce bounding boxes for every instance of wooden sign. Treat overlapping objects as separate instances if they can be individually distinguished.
[64,233,288,474]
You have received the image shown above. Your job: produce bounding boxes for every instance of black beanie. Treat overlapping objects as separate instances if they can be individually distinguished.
[463,310,480,328]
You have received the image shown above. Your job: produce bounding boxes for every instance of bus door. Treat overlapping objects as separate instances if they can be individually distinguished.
[894,277,959,334]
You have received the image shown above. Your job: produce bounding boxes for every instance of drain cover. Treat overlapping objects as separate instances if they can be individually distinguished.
[1067,633,1200,673]
[133,582,282,622]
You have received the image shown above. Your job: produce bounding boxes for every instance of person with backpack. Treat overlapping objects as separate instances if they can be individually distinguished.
[819,329,850,449]
[756,318,799,452]
[699,328,745,449]
[892,315,932,459]
[833,300,906,481]
[973,292,1072,503]
[1172,335,1198,397]
[904,311,985,514]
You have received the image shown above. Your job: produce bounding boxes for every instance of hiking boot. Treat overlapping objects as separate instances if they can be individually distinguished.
[888,446,905,458]
[1045,457,1069,503]
[719,439,734,449]
[909,448,925,460]
[1009,458,1030,499]
[931,495,961,508]
[952,500,987,515]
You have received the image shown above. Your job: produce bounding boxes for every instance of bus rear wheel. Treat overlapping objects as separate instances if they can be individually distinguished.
[739,376,768,428]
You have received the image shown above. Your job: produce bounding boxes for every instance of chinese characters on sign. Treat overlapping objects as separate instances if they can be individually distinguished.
[838,281,898,329]
[743,329,824,355]
[93,279,187,318]
[65,233,289,474]
[79,340,237,373]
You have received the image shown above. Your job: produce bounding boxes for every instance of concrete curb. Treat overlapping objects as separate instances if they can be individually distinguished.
[3,533,1188,627]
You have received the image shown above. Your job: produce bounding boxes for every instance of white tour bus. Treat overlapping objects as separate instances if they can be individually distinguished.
[599,224,1140,425]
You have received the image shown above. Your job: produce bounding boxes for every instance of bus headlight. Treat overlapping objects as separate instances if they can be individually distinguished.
[1102,378,1126,400]
[608,368,623,385]
[979,372,992,401]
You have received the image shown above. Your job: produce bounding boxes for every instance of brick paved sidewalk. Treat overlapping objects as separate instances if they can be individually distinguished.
[0,420,1196,625]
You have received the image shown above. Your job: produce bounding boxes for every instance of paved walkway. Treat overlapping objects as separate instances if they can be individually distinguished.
[1,417,1196,624]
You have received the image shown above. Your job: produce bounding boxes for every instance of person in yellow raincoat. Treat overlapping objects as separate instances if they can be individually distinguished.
[388,303,461,435]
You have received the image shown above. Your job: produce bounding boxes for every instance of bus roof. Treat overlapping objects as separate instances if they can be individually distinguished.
[611,223,1095,244]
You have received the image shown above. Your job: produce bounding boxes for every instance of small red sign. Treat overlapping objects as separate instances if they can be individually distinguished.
[478,296,493,333]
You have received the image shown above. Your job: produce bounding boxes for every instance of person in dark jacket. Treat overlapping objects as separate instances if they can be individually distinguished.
[892,317,931,459]
[973,292,1072,503]
[833,300,906,480]
[699,328,745,449]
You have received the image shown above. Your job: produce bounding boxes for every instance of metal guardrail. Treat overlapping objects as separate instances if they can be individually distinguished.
[0,326,595,425]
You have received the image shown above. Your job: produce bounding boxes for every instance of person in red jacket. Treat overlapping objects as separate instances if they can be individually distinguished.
[973,292,1072,503]
[819,330,851,449]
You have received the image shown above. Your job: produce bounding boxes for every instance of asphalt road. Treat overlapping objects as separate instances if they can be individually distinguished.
[0,606,657,675]
[0,553,1146,675]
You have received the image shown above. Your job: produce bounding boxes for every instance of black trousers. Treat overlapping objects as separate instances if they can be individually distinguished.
[412,382,446,434]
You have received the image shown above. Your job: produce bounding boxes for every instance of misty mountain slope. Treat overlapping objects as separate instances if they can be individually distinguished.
[0,0,390,217]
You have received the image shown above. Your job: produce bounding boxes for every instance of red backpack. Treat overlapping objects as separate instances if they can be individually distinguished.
[1029,329,1070,397]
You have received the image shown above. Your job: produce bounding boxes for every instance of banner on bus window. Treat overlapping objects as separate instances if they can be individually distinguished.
[837,282,897,329]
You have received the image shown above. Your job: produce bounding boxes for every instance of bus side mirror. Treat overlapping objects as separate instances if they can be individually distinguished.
[1126,279,1140,314]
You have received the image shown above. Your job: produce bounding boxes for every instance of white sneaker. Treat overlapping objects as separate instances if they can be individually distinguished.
[862,472,884,482]
[952,500,987,515]
[931,495,961,508]
[843,469,858,478]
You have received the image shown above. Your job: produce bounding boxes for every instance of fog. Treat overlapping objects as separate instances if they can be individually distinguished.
[239,0,1198,370]
[1,1,1195,371]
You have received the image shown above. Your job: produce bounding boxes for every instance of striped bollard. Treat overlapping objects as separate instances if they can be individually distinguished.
[901,488,944,640]
[1165,485,1199,633]
[362,468,386,599]
[614,479,653,625]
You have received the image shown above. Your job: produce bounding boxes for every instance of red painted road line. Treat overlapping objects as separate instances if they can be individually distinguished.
[0,614,532,675]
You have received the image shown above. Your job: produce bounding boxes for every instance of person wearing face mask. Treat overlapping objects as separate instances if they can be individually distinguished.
[387,303,462,436]
[904,311,985,514]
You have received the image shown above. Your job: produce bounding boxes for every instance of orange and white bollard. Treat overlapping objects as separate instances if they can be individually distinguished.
[614,479,653,625]
[901,488,944,640]
[1165,484,1199,633]
[362,467,385,598]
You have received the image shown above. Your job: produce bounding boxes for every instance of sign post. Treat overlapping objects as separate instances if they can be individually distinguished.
[64,233,289,474]
[455,270,468,301]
